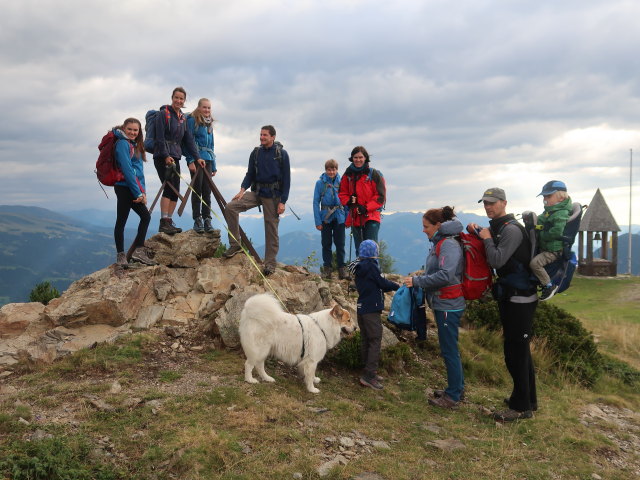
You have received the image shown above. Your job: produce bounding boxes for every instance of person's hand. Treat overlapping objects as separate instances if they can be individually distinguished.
[232,189,245,201]
[356,204,367,215]
[467,222,479,234]
[188,162,196,173]
[165,157,174,166]
[348,195,358,207]
[197,158,206,168]
[277,203,286,215]
[211,170,217,177]
[403,276,413,287]
[134,194,146,204]
[316,225,322,231]
[478,227,491,240]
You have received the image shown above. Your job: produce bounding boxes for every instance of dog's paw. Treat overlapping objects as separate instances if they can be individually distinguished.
[313,377,321,384]
[262,375,276,383]
[245,377,259,384]
[307,386,320,394]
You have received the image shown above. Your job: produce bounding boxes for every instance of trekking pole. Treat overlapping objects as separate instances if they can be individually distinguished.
[288,205,301,220]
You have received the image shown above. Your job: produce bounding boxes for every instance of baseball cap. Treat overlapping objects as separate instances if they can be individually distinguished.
[537,180,567,196]
[478,187,506,203]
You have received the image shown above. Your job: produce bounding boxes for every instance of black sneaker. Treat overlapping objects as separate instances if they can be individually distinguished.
[503,397,538,411]
[492,408,533,422]
[359,376,384,390]
[540,284,558,301]
[223,245,242,258]
[203,218,213,232]
[193,216,205,233]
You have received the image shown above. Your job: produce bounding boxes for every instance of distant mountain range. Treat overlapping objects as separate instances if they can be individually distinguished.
[1,205,638,306]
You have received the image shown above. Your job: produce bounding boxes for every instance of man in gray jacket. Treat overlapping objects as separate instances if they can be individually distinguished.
[468,188,538,422]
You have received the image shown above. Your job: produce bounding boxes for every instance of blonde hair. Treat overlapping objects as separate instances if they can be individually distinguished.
[191,98,215,127]
[325,159,338,169]
[554,191,569,201]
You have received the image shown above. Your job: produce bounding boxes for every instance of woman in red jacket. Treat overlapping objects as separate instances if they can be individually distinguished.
[339,146,386,256]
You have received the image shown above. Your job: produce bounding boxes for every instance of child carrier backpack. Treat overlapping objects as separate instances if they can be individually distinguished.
[95,131,124,187]
[388,285,423,330]
[144,107,171,154]
[435,233,493,300]
[522,202,584,294]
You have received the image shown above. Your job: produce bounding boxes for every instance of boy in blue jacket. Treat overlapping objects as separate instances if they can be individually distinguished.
[351,240,400,390]
[313,159,347,279]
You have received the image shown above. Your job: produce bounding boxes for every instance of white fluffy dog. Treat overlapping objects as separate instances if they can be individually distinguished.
[239,293,355,393]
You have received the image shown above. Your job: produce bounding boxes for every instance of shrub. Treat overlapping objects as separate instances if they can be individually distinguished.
[601,355,640,386]
[329,331,362,369]
[29,281,60,305]
[464,300,603,387]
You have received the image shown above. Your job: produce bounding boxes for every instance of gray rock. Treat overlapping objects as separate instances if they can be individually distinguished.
[317,455,348,477]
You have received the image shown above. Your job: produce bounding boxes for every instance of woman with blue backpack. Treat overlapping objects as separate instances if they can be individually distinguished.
[313,159,347,279]
[185,98,217,233]
[403,206,465,409]
[113,118,156,267]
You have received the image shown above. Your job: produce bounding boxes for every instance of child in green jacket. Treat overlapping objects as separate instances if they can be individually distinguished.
[530,180,573,301]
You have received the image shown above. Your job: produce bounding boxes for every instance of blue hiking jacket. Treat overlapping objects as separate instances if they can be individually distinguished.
[113,129,145,198]
[185,115,216,171]
[240,143,291,203]
[412,219,465,311]
[313,173,346,226]
[354,257,400,314]
[153,105,199,161]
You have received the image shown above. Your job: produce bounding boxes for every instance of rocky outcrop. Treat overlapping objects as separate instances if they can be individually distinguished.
[1,229,397,368]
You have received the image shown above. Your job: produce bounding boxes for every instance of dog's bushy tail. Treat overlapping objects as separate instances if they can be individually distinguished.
[241,293,285,327]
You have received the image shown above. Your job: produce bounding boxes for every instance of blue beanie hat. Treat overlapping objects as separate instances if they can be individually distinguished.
[358,239,379,258]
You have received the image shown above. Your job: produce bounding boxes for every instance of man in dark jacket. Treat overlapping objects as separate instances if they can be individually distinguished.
[468,187,538,422]
[223,125,291,276]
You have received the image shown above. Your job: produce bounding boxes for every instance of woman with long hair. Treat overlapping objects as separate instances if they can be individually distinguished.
[113,118,156,266]
[185,98,217,233]
[404,206,465,408]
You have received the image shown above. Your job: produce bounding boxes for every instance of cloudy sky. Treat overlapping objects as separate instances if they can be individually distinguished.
[1,0,639,227]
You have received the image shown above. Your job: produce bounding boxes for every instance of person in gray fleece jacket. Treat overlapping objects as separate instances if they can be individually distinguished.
[404,206,465,409]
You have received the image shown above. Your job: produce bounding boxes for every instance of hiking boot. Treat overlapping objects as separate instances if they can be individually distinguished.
[321,266,332,279]
[131,247,158,266]
[428,393,459,409]
[116,252,128,267]
[434,389,465,402]
[338,267,349,280]
[540,284,558,301]
[223,245,242,258]
[263,266,275,277]
[193,216,205,233]
[492,408,533,422]
[359,376,384,390]
[503,398,538,412]
[203,217,213,233]
[159,218,181,235]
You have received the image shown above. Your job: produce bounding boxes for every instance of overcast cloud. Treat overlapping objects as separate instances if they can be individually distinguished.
[1,0,638,226]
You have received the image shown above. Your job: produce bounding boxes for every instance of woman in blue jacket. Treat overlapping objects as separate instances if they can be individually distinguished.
[404,206,465,409]
[313,159,347,279]
[113,118,156,267]
[185,98,217,233]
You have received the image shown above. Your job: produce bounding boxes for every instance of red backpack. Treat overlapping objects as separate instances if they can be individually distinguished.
[96,131,124,187]
[436,232,493,300]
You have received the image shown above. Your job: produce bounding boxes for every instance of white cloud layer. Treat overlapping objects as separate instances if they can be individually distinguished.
[1,0,639,225]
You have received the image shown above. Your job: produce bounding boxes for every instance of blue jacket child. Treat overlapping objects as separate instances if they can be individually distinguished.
[351,240,400,389]
[313,169,347,275]
[114,128,145,197]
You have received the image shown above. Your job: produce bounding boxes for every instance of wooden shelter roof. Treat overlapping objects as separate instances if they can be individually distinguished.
[579,188,621,232]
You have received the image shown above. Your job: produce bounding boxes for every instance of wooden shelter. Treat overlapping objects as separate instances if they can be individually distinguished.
[578,189,621,276]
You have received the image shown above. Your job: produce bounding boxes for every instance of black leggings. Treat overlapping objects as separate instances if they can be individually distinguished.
[190,162,212,219]
[114,185,151,252]
[153,157,181,201]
